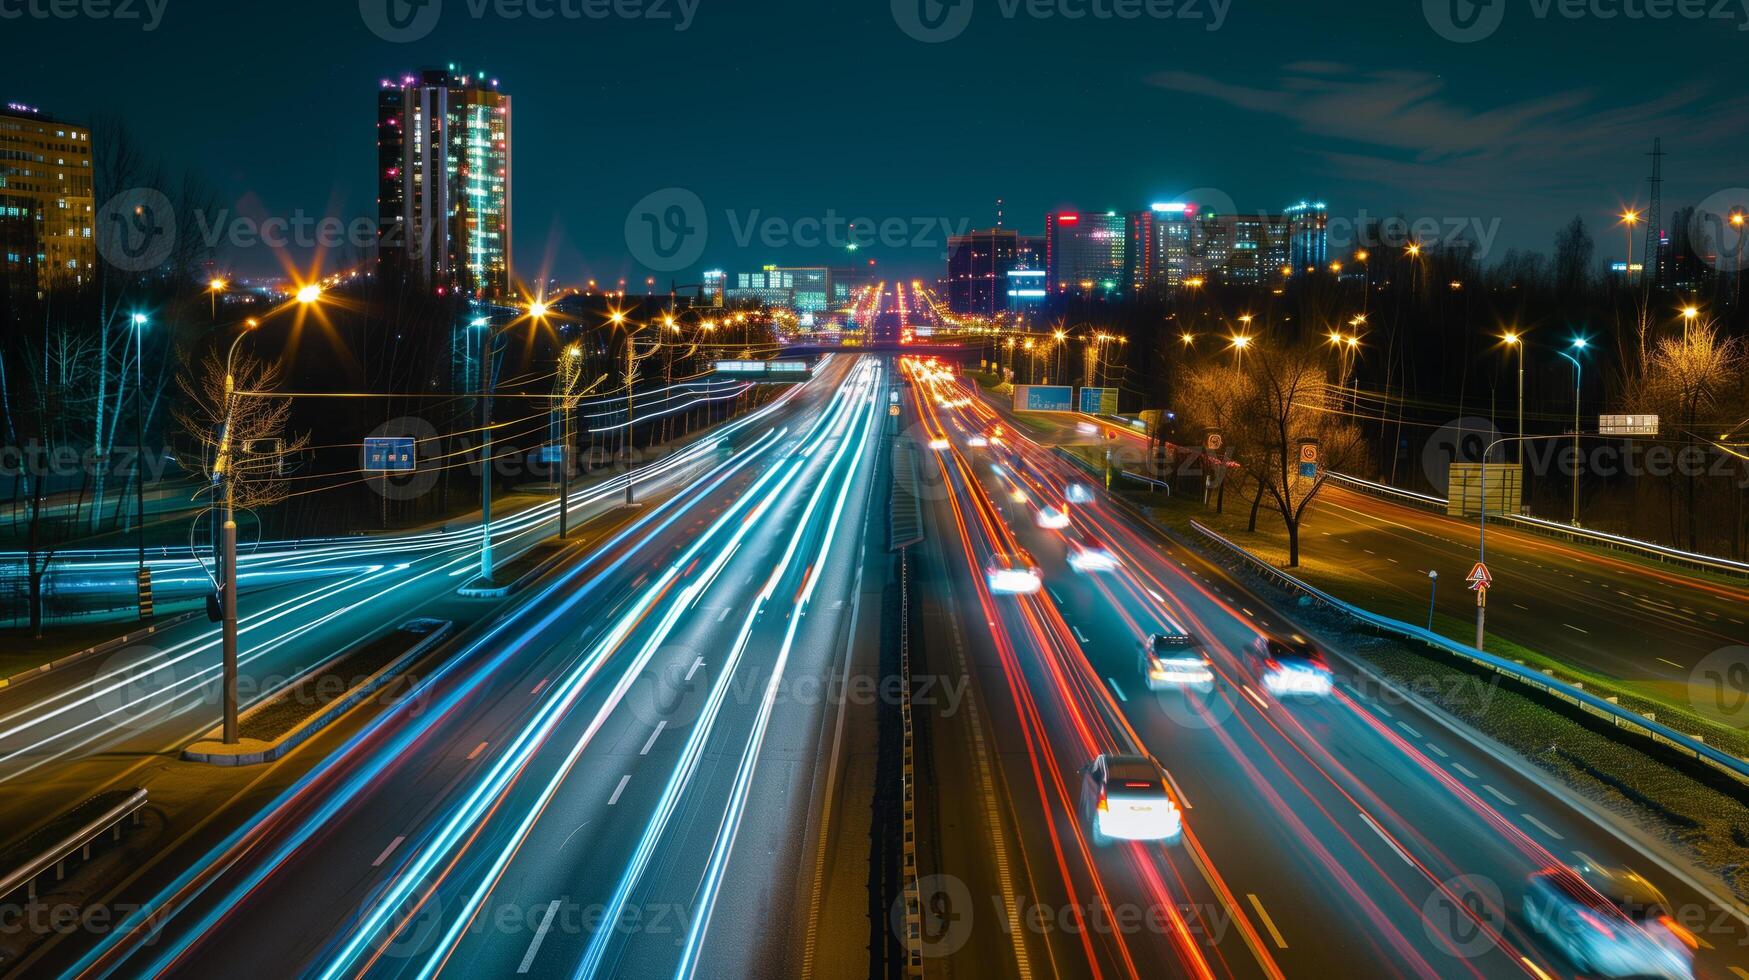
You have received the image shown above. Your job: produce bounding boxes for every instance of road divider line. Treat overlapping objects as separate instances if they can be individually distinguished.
[1521,814,1564,840]
[1453,764,1478,779]
[371,836,404,868]
[466,742,488,761]
[1106,678,1127,702]
[1483,785,1516,806]
[1246,895,1288,949]
[608,774,630,805]
[1357,810,1415,867]
[639,721,666,756]
[685,657,704,681]
[1073,626,1090,644]
[517,900,562,974]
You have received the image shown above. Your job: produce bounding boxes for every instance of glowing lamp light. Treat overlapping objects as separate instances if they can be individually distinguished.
[529,301,549,318]
[295,284,322,304]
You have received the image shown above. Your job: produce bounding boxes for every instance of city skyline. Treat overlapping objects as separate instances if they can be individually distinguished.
[3,1,1745,284]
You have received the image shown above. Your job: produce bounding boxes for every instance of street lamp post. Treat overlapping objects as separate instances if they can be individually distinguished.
[130,314,149,605]
[212,318,259,744]
[1426,570,1438,631]
[1502,332,1525,467]
[1557,340,1586,526]
[558,343,582,539]
[478,301,548,583]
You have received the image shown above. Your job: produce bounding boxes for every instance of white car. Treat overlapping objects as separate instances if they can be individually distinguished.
[1082,754,1182,844]
[927,437,950,451]
[1066,483,1095,504]
[1523,864,1696,979]
[1034,506,1070,529]
[985,552,1043,595]
[1246,634,1334,698]
[1067,538,1118,573]
[1141,633,1214,692]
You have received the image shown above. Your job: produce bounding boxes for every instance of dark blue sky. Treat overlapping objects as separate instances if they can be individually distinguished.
[5,0,1746,284]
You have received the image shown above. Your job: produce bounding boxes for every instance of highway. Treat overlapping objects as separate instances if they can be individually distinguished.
[6,353,1747,980]
[1006,405,1749,727]
[26,356,889,979]
[902,358,1749,979]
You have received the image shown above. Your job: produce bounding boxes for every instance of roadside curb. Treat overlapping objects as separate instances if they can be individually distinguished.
[181,619,453,767]
[0,610,203,692]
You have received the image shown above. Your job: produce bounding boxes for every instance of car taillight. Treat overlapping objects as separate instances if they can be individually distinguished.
[1659,915,1699,949]
[1096,789,1108,813]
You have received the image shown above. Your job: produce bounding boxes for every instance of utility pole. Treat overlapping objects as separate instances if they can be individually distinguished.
[213,323,256,744]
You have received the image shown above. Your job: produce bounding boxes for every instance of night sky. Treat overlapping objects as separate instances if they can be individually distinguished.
[4,0,1746,284]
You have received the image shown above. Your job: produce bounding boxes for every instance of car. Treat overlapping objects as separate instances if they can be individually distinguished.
[1523,864,1696,979]
[1066,483,1094,504]
[927,437,950,450]
[985,551,1043,595]
[1067,538,1118,573]
[1034,505,1070,529]
[966,434,989,448]
[1246,633,1334,697]
[1081,754,1183,844]
[1141,632,1214,692]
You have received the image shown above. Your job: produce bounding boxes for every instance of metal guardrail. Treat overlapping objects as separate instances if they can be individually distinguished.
[1328,472,1749,580]
[1187,519,1749,789]
[897,548,924,977]
[0,787,147,900]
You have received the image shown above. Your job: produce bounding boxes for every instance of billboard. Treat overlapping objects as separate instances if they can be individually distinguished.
[1013,385,1075,412]
[1079,387,1119,414]
[1446,463,1523,518]
[714,359,812,376]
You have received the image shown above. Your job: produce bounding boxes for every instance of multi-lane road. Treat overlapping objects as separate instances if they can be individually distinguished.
[5,352,1748,980]
[903,358,1749,979]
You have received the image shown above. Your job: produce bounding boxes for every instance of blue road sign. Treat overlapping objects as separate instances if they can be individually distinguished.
[1079,387,1119,414]
[364,436,416,472]
[1013,385,1074,412]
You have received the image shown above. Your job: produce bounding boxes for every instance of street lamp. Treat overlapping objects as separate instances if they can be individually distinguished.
[211,314,262,744]
[130,313,150,610]
[207,279,226,320]
[557,343,582,539]
[1619,210,1641,283]
[1502,331,1524,468]
[476,302,548,583]
[1228,332,1252,371]
[1556,339,1587,527]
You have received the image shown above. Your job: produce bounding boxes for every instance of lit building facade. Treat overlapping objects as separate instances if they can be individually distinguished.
[1005,268,1048,312]
[1045,211,1126,296]
[946,228,1018,315]
[1126,203,1196,292]
[1285,201,1329,274]
[377,68,512,299]
[726,266,839,312]
[0,102,93,300]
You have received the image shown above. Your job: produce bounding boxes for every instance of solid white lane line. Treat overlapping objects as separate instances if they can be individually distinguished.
[467,741,488,761]
[371,836,405,868]
[518,899,563,973]
[1358,811,1415,867]
[1247,894,1288,949]
[1483,785,1516,806]
[640,721,666,756]
[1107,678,1128,702]
[685,657,705,681]
[608,774,631,805]
[1656,657,1685,669]
[1522,814,1564,840]
[1564,623,1588,634]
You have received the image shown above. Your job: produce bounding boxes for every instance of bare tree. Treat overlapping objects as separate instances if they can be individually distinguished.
[1626,320,1744,550]
[172,349,307,516]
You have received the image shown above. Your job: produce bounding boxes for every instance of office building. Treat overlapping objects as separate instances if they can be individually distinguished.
[1045,211,1126,296]
[702,269,725,306]
[1126,203,1197,292]
[0,102,93,301]
[1005,268,1048,312]
[1285,201,1329,274]
[377,67,512,299]
[946,227,1018,315]
[725,266,849,313]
